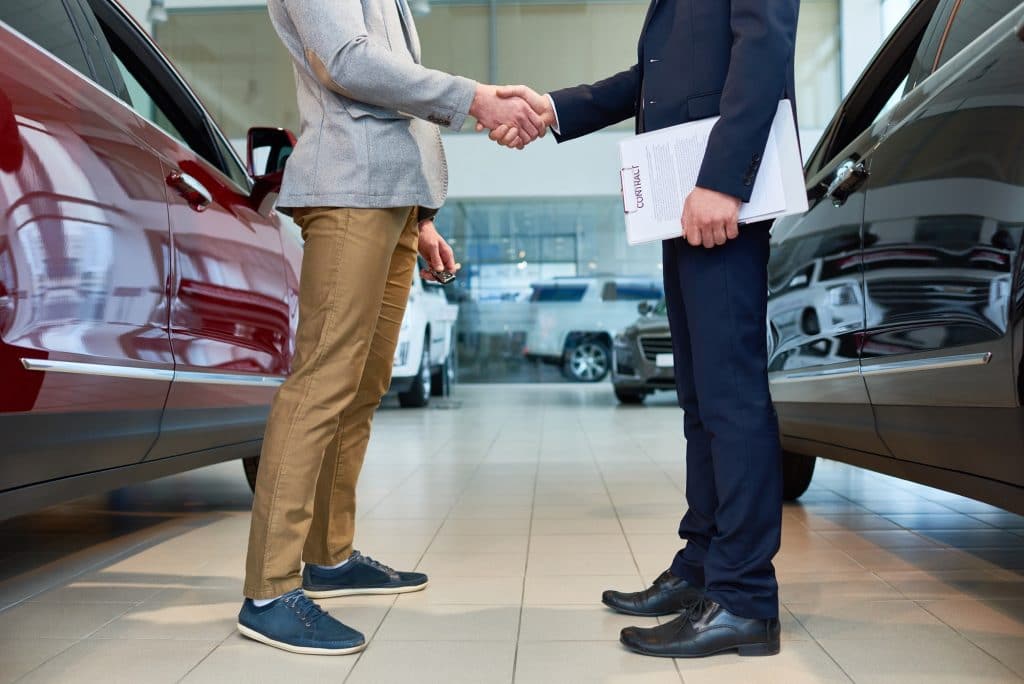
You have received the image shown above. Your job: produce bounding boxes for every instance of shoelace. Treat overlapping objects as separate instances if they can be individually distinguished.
[352,551,400,580]
[684,597,713,623]
[282,591,327,628]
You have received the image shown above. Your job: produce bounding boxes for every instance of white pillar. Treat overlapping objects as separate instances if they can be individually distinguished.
[839,0,884,95]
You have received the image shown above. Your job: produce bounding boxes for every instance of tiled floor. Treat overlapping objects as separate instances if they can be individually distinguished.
[2,384,1023,683]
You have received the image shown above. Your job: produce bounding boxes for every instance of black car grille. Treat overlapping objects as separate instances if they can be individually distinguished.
[639,336,672,361]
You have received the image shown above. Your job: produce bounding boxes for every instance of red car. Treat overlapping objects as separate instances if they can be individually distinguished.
[0,0,299,519]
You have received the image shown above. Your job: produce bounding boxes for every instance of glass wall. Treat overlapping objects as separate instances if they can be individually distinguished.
[153,0,843,383]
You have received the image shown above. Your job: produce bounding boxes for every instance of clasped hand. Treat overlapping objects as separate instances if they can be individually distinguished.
[470,84,553,150]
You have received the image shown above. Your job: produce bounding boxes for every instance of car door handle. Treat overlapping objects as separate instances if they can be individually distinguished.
[167,170,212,212]
[826,159,870,207]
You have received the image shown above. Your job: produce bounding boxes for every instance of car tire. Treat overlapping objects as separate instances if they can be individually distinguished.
[614,388,647,404]
[243,455,260,493]
[782,450,816,501]
[399,335,431,408]
[431,343,455,397]
[563,339,611,382]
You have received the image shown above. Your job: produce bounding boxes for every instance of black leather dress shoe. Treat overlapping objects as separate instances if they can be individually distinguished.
[602,570,704,617]
[620,599,781,658]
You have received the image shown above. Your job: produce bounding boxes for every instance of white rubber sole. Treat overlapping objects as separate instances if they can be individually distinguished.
[303,581,429,599]
[237,623,366,656]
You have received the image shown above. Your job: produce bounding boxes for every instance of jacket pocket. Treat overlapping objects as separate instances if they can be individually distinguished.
[343,100,414,121]
[686,90,722,121]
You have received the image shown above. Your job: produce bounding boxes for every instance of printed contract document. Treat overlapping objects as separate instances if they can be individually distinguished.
[618,100,807,245]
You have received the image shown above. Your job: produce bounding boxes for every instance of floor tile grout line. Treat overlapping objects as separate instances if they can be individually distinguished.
[10,637,79,684]
[509,432,541,684]
[342,409,507,684]
[785,604,857,683]
[571,407,693,683]
[174,631,235,683]
[913,598,1024,680]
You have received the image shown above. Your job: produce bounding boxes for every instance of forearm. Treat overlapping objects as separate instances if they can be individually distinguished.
[548,65,640,142]
[696,0,799,201]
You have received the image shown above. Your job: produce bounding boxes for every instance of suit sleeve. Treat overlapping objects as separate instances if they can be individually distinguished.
[548,65,641,142]
[696,0,799,202]
[280,0,478,129]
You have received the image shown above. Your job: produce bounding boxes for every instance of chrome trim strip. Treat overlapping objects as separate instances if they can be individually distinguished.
[21,359,286,387]
[860,352,991,376]
[21,358,174,382]
[769,351,992,384]
[771,366,861,384]
[173,370,285,387]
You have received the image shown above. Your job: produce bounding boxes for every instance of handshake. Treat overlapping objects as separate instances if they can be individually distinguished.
[469,84,554,150]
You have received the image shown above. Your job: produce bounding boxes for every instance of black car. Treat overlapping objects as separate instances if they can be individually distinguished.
[769,0,1024,511]
[611,301,675,404]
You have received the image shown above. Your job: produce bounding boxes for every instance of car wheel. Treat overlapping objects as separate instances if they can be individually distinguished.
[431,343,455,397]
[563,340,611,382]
[614,388,647,404]
[782,450,816,501]
[399,335,431,408]
[243,455,260,493]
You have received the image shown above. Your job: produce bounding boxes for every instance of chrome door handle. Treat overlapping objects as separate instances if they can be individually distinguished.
[826,159,870,207]
[167,170,212,212]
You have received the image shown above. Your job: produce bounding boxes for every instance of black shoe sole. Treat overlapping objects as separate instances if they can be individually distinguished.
[620,636,781,658]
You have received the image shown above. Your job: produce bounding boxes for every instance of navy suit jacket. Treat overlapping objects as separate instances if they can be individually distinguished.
[549,0,799,202]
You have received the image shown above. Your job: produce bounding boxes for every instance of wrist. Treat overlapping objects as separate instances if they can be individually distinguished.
[469,85,492,118]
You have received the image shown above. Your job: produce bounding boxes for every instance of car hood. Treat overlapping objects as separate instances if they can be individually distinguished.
[626,315,670,336]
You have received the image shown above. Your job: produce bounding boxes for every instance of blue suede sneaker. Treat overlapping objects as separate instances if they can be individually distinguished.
[237,589,365,655]
[303,550,429,598]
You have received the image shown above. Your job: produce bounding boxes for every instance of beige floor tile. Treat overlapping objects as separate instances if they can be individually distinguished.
[529,534,631,555]
[91,587,241,641]
[531,518,623,535]
[773,549,864,574]
[349,533,435,555]
[884,569,1023,598]
[625,534,686,556]
[513,641,681,684]
[28,578,163,605]
[396,575,524,605]
[0,638,76,684]
[527,552,639,576]
[792,514,904,532]
[438,518,532,536]
[673,640,851,684]
[429,534,529,554]
[0,600,132,639]
[18,638,218,684]
[820,633,1019,684]
[420,552,526,577]
[349,640,515,684]
[842,547,992,572]
[519,605,659,641]
[375,604,520,642]
[181,634,358,683]
[523,575,643,606]
[788,599,955,641]
[920,598,1024,639]
[968,635,1024,678]
[818,530,941,550]
[532,504,619,520]
[778,571,903,602]
[354,518,445,536]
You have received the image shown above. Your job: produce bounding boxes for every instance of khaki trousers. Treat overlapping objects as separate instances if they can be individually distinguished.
[244,206,419,599]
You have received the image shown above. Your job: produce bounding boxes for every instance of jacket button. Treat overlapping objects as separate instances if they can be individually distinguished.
[752,153,762,162]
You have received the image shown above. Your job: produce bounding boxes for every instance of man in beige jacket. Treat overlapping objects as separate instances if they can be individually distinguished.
[237,0,546,655]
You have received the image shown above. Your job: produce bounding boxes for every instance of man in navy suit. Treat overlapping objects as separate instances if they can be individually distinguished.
[488,0,800,659]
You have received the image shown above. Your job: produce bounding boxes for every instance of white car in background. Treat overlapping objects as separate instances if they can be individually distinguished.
[390,267,459,407]
[524,276,663,382]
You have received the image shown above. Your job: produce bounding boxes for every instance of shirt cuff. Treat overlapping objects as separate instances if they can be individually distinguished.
[546,94,561,135]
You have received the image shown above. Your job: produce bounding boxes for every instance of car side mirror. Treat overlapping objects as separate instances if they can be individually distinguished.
[637,301,653,316]
[247,127,296,208]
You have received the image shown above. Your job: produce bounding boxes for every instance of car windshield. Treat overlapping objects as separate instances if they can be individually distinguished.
[530,285,587,302]
[653,299,667,316]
